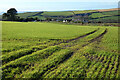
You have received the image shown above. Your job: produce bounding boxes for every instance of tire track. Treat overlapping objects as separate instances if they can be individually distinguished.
[40,28,108,77]
[2,28,99,54]
[49,28,99,46]
[2,28,99,64]
[2,28,101,78]
[82,28,107,47]
[65,28,99,43]
[17,28,100,77]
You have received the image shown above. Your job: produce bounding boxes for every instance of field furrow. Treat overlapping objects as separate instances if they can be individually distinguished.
[2,46,61,78]
[19,49,73,78]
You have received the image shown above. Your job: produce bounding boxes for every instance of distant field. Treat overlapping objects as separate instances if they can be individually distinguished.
[89,10,119,18]
[18,12,39,18]
[89,13,109,18]
[73,10,97,14]
[42,11,74,16]
[96,8,119,12]
[94,16,118,22]
[2,21,119,79]
[101,10,119,16]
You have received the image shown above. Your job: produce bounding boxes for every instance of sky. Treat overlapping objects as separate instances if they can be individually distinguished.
[0,0,119,14]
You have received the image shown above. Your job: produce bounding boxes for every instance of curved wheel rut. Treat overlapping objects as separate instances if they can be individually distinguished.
[39,28,108,77]
[82,28,107,47]
[2,28,100,65]
[3,28,108,78]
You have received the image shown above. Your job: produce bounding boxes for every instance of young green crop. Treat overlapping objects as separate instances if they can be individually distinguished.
[2,21,97,40]
[21,49,73,78]
[2,45,47,64]
[2,21,119,79]
[2,46,61,78]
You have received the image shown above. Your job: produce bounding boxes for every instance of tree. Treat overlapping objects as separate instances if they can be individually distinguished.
[2,8,18,21]
[7,8,17,21]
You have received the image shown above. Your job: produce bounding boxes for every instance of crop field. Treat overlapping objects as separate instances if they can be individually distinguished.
[73,10,97,14]
[42,11,74,16]
[1,21,120,79]
[17,12,39,18]
[94,16,118,23]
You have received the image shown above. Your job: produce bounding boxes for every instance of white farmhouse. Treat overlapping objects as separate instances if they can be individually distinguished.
[63,20,67,23]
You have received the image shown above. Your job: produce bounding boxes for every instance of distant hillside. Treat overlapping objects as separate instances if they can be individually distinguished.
[1,8,119,22]
[96,8,119,12]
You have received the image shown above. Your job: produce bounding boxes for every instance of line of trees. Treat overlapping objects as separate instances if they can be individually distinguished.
[2,8,40,22]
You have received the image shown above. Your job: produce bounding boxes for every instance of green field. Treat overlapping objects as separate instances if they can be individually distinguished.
[17,12,39,18]
[73,10,97,14]
[2,21,120,79]
[42,11,74,16]
[94,16,118,23]
[89,13,110,18]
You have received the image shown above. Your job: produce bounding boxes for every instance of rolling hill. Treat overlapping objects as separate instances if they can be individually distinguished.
[1,8,119,23]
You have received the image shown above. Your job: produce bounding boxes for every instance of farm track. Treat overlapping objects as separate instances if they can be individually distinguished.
[2,28,99,54]
[81,29,113,78]
[38,28,108,77]
[2,28,99,65]
[3,28,112,78]
[81,31,120,78]
[33,50,74,78]
[65,28,99,43]
[48,28,99,46]
[65,28,107,50]
[82,28,107,47]
[82,28,108,63]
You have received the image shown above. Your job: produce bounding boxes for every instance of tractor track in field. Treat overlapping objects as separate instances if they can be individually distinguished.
[3,28,99,54]
[40,28,108,77]
[49,28,99,46]
[2,28,99,66]
[11,28,101,77]
[64,28,108,62]
[65,28,99,43]
[62,28,107,50]
[82,28,107,47]
[3,28,108,78]
[81,28,111,77]
[15,28,102,77]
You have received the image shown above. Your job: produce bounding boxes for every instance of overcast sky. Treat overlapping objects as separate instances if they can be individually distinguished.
[0,0,119,13]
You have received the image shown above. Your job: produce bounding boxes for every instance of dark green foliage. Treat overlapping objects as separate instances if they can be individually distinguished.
[2,8,18,21]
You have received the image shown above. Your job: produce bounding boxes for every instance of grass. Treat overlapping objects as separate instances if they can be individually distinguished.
[99,27,118,52]
[2,21,97,40]
[94,16,118,22]
[2,21,98,52]
[30,16,46,20]
[73,10,97,14]
[41,11,74,16]
[18,12,39,18]
[101,10,119,16]
[2,21,119,79]
[89,13,110,18]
